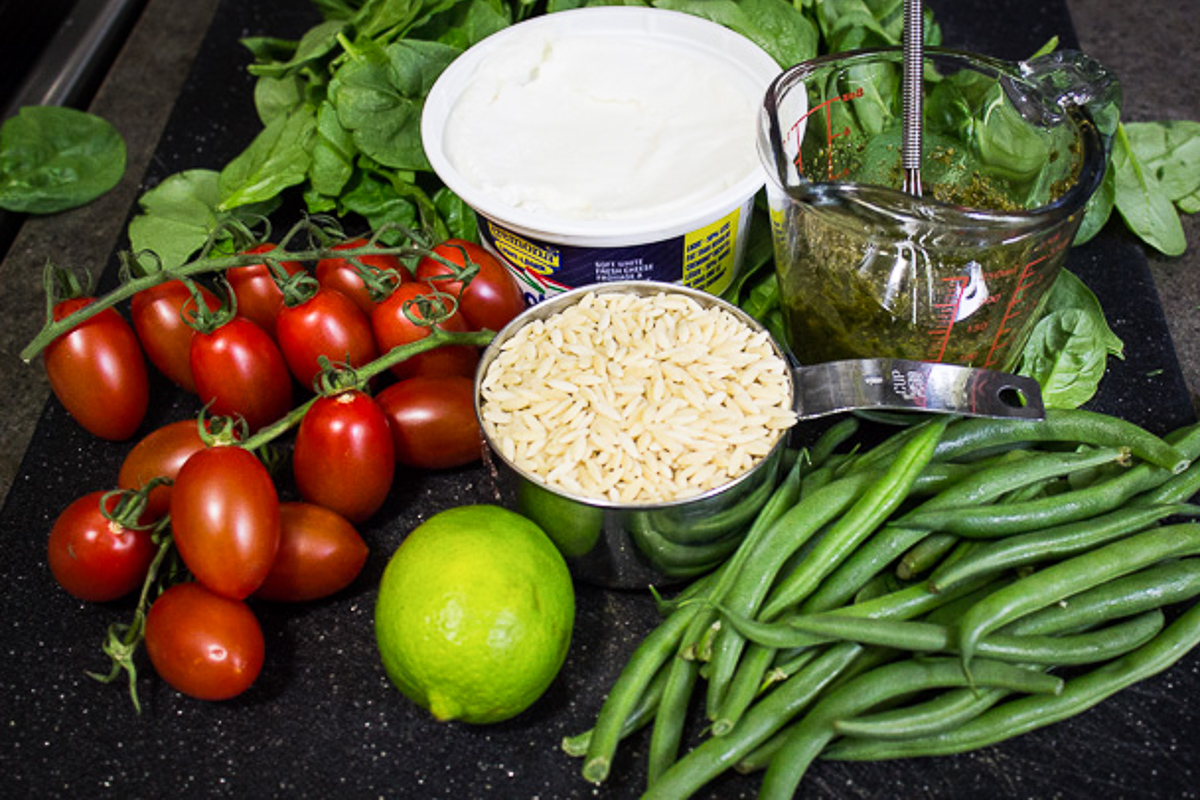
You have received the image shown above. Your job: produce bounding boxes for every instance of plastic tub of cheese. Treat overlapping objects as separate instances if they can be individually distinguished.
[421,6,781,304]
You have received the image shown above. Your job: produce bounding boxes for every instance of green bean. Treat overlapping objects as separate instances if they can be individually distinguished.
[806,416,861,469]
[646,612,707,785]
[824,597,1200,762]
[901,459,1179,538]
[757,658,1063,799]
[712,573,998,733]
[643,450,785,546]
[929,503,1200,593]
[642,642,866,800]
[706,420,949,731]
[933,407,1190,473]
[896,532,959,579]
[702,470,875,723]
[582,603,701,784]
[800,525,933,612]
[832,687,1009,740]
[629,517,745,577]
[1007,557,1200,636]
[631,455,806,778]
[957,523,1200,668]
[759,417,950,621]
[561,663,671,757]
[713,604,1163,665]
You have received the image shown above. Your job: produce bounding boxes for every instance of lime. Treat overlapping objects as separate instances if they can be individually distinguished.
[374,504,575,724]
[517,479,603,558]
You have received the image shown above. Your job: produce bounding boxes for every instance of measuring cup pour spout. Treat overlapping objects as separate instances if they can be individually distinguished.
[1014,49,1122,145]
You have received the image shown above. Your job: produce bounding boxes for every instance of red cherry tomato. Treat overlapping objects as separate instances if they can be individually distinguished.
[117,419,210,521]
[225,243,305,339]
[47,491,156,602]
[292,390,394,523]
[315,237,409,315]
[190,316,294,431]
[43,297,149,441]
[370,282,479,381]
[169,445,280,600]
[276,286,379,390]
[254,502,368,603]
[144,582,264,701]
[415,239,526,332]
[130,279,220,393]
[375,376,482,470]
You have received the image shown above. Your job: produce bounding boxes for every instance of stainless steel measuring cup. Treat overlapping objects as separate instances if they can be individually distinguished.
[474,281,1042,588]
[759,48,1119,371]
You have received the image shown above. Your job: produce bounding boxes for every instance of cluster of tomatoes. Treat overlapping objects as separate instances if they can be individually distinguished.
[40,236,527,704]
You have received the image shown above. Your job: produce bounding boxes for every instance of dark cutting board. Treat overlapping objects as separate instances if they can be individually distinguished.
[2,1,1197,798]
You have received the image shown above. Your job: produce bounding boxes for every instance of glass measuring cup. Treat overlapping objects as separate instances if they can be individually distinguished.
[759,48,1119,370]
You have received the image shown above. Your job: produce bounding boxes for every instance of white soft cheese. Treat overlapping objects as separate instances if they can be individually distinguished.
[441,32,761,223]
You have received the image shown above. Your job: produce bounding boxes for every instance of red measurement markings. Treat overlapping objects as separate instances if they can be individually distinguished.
[983,254,1051,368]
[789,87,865,181]
[929,274,968,363]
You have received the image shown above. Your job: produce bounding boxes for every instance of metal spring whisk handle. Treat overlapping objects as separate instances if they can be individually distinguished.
[902,0,924,196]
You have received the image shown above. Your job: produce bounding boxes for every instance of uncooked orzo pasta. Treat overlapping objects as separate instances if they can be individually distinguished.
[478,289,797,504]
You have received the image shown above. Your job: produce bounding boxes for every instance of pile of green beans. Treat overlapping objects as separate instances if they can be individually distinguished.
[562,408,1200,798]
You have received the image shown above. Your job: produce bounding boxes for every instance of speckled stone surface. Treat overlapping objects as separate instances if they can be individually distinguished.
[2,1,1200,798]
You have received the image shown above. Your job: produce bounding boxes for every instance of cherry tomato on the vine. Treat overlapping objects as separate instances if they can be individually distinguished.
[225,243,305,340]
[315,237,409,315]
[370,281,479,381]
[47,490,156,603]
[130,279,220,393]
[117,418,211,521]
[415,239,526,332]
[44,297,149,441]
[169,444,280,600]
[276,286,379,391]
[144,581,264,701]
[292,389,394,523]
[375,376,483,470]
[190,316,293,431]
[254,502,368,603]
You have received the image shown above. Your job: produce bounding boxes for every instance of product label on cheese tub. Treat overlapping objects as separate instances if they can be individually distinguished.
[480,206,743,305]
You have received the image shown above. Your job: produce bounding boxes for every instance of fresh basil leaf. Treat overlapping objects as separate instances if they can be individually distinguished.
[1112,123,1187,256]
[218,108,317,211]
[127,169,280,271]
[0,106,126,214]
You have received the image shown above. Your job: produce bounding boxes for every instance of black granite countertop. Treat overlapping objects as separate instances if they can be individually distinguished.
[2,1,1200,798]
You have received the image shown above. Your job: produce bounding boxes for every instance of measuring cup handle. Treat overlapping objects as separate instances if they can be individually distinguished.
[794,358,1045,420]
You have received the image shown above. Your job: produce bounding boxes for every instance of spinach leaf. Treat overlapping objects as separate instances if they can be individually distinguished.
[0,106,126,214]
[218,107,318,210]
[1124,120,1200,209]
[1015,268,1122,408]
[1074,155,1115,245]
[328,38,461,172]
[409,0,512,48]
[1111,123,1187,257]
[310,100,358,197]
[1018,307,1109,409]
[654,0,818,67]
[127,169,281,271]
